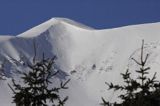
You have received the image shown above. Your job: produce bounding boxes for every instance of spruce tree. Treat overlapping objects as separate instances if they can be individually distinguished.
[101,40,160,106]
[8,55,70,106]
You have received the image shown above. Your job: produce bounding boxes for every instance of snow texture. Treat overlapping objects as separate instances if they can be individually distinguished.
[0,17,160,106]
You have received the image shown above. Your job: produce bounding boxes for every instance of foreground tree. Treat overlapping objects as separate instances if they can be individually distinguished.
[101,40,160,106]
[8,55,70,106]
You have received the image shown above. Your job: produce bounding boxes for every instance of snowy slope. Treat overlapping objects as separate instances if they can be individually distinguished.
[0,18,160,106]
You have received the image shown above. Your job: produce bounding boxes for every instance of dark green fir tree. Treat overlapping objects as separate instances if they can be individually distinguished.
[101,40,160,106]
[8,55,70,106]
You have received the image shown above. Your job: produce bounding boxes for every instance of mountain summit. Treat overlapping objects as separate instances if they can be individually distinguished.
[18,18,94,38]
[0,18,160,106]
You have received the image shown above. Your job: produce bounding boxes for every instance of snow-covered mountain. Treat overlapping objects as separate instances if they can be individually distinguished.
[1,18,160,106]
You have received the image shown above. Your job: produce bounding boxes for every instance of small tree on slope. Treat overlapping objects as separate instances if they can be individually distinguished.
[101,40,160,106]
[0,65,5,80]
[0,61,7,80]
[8,55,70,106]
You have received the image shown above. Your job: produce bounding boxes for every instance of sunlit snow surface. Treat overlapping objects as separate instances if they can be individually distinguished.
[0,18,160,106]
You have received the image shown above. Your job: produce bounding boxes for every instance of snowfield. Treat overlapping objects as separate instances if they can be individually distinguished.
[0,18,160,106]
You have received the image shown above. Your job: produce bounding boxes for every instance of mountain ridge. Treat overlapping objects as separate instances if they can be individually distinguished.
[0,18,160,106]
[17,17,94,38]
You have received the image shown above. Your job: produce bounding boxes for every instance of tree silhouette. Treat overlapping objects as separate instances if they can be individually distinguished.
[8,55,70,106]
[101,40,160,106]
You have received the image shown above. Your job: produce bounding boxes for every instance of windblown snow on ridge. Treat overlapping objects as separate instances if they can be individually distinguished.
[0,18,160,106]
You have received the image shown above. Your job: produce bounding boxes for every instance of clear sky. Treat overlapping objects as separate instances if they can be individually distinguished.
[0,0,160,35]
